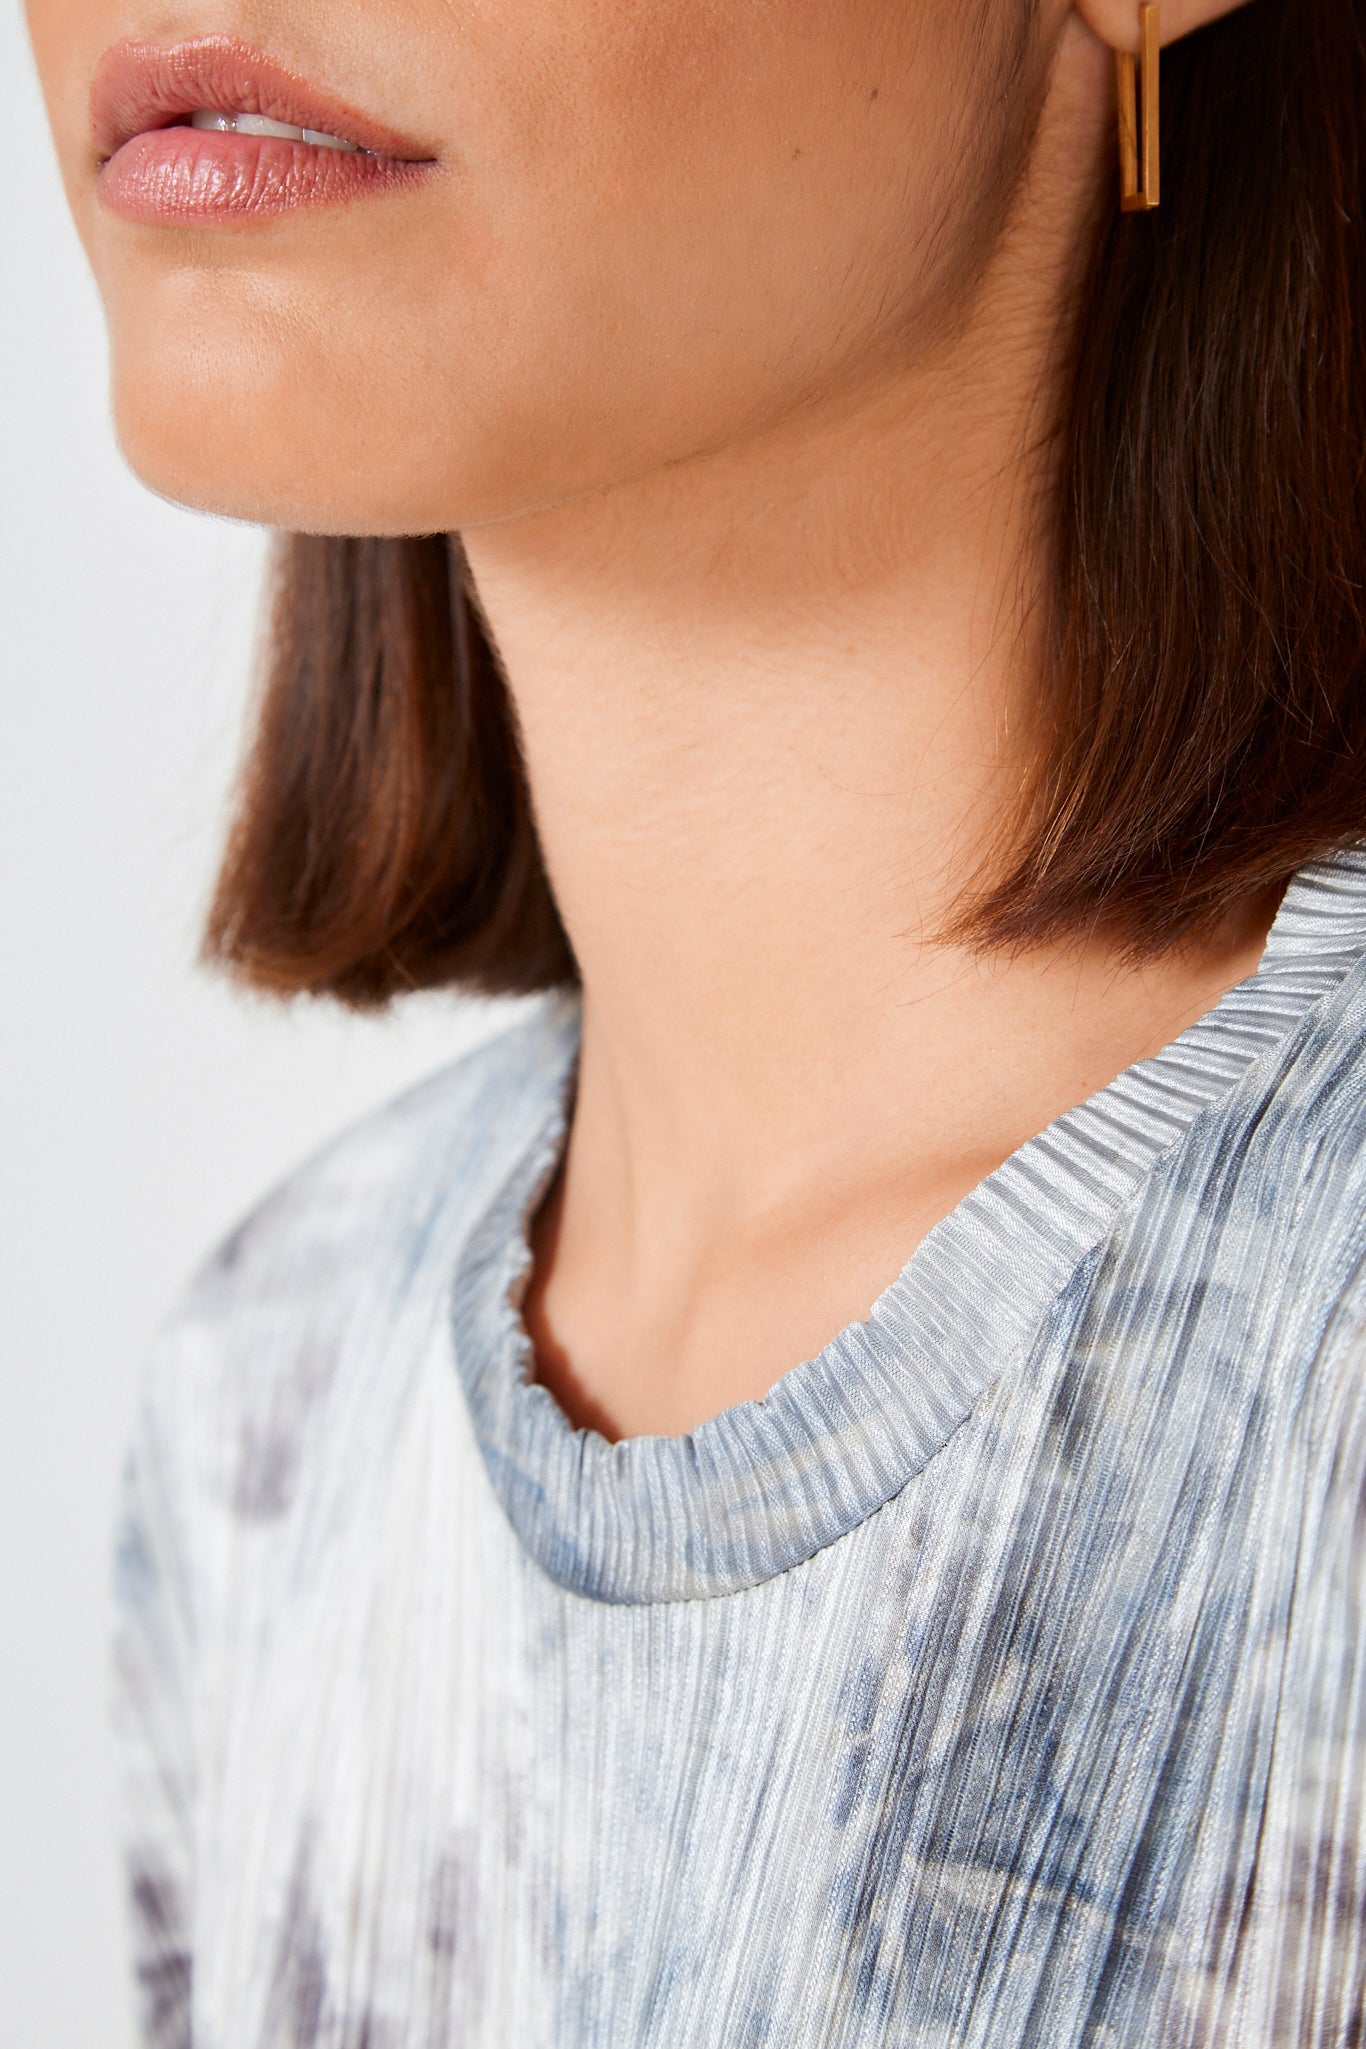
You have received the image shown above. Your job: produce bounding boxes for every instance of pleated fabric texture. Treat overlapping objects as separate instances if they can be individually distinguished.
[116,850,1366,2047]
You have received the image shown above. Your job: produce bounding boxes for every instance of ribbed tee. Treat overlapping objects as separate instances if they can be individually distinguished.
[115,849,1366,2047]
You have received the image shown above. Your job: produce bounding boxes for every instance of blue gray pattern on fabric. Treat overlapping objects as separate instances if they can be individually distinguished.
[114,851,1366,2045]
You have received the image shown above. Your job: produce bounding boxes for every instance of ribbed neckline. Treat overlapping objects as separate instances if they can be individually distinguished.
[449,850,1366,1605]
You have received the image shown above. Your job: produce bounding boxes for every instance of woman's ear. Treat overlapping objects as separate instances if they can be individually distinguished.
[1073,0,1254,50]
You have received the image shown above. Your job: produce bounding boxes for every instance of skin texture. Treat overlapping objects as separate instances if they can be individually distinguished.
[32,0,1048,533]
[31,0,1256,1439]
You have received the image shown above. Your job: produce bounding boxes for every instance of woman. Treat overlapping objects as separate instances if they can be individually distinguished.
[26,0,1366,2039]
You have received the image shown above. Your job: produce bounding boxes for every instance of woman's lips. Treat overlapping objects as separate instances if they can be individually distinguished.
[91,36,436,224]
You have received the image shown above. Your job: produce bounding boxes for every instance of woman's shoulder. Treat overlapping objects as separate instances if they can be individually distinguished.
[1210,951,1366,1445]
[1257,939,1366,1246]
[123,992,577,1512]
[186,990,572,1300]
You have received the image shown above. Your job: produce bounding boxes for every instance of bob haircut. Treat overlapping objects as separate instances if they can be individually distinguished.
[205,0,1366,1009]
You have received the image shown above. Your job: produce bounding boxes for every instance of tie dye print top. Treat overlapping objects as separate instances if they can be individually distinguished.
[115,850,1366,2048]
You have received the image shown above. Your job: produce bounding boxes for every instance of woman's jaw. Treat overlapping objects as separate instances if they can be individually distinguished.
[25,0,1061,536]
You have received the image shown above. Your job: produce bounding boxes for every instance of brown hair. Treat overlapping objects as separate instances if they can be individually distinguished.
[205,0,1366,1006]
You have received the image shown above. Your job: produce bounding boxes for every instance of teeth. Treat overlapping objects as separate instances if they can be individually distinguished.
[188,110,361,152]
[302,128,360,152]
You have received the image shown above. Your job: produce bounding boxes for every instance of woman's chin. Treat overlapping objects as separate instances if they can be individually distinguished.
[113,436,350,532]
[108,380,454,535]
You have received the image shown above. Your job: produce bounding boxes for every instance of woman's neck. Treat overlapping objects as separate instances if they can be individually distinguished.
[467,337,1049,1135]
[457,45,1279,1436]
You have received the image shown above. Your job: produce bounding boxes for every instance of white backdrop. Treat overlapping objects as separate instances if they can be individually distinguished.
[1,13,515,2043]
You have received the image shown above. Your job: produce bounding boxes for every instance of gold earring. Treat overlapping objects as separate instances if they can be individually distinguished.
[1116,4,1160,212]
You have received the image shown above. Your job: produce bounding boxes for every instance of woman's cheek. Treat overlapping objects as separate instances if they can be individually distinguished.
[24,0,995,534]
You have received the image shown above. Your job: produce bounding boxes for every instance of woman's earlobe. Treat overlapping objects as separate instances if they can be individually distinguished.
[1073,0,1254,51]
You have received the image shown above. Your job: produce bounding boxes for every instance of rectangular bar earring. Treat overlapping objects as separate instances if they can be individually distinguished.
[1116,3,1160,212]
